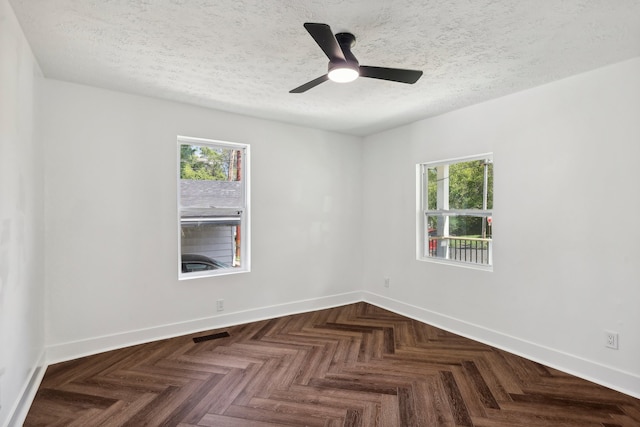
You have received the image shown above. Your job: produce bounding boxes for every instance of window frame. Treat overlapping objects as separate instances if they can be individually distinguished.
[416,153,493,271]
[177,136,250,280]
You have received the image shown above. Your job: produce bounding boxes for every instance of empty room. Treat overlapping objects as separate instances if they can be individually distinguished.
[2,1,639,426]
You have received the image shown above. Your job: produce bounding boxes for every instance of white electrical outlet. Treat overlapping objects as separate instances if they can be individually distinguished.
[384,277,390,288]
[605,331,619,349]
[216,299,224,312]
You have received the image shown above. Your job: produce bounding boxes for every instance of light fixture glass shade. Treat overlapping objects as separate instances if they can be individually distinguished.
[328,67,359,83]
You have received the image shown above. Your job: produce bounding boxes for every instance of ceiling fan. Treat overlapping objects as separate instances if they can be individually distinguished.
[290,22,423,93]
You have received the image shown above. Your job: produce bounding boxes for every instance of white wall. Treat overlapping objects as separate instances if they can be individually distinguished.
[42,80,364,360]
[0,0,45,425]
[362,58,640,397]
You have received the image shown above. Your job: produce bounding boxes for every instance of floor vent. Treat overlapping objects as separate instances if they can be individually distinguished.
[193,331,230,343]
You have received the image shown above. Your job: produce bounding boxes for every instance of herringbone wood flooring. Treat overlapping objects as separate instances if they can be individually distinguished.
[25,303,640,426]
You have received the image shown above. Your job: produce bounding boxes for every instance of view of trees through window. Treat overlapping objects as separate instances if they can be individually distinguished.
[180,145,241,182]
[421,155,493,268]
[426,159,493,236]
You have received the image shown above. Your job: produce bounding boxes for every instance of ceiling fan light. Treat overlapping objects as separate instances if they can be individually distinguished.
[328,66,359,83]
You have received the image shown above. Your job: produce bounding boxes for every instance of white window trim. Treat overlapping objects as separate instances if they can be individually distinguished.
[177,135,251,279]
[416,153,493,272]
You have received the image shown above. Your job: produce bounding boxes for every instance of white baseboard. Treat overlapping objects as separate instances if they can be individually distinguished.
[3,351,47,427]
[46,291,364,365]
[363,291,640,399]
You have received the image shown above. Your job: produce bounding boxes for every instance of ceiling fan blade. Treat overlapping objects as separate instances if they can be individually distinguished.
[359,66,423,84]
[290,75,329,93]
[303,23,346,62]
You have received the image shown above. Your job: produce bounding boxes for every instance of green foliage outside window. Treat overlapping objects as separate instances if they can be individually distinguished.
[426,159,493,236]
[449,160,493,210]
[180,145,236,181]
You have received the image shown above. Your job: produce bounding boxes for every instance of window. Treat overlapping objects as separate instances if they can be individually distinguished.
[418,153,493,269]
[178,136,249,278]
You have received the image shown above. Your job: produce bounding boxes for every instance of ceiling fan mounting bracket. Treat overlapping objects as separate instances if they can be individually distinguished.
[333,32,358,66]
[334,32,356,49]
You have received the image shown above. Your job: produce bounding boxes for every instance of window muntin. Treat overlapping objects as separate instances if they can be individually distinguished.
[178,137,249,278]
[418,154,493,269]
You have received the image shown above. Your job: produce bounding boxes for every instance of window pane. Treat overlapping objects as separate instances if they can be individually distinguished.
[180,144,244,209]
[181,221,242,270]
[448,159,492,210]
[180,145,242,182]
[425,214,492,265]
[426,160,493,211]
[426,167,438,210]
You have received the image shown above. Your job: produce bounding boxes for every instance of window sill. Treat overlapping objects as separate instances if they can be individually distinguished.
[417,256,493,272]
[179,267,250,281]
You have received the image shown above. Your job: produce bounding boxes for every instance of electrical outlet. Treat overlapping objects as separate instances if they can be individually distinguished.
[384,277,390,288]
[216,299,224,312]
[605,331,619,349]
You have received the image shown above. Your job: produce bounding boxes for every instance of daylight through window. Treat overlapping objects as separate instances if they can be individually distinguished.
[418,154,493,269]
[178,137,249,278]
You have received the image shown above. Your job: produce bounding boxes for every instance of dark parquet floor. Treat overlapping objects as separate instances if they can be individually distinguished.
[25,303,640,426]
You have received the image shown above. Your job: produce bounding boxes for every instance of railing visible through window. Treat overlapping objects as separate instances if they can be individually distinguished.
[427,235,492,265]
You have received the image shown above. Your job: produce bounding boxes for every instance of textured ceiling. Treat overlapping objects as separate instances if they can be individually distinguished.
[9,0,640,136]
